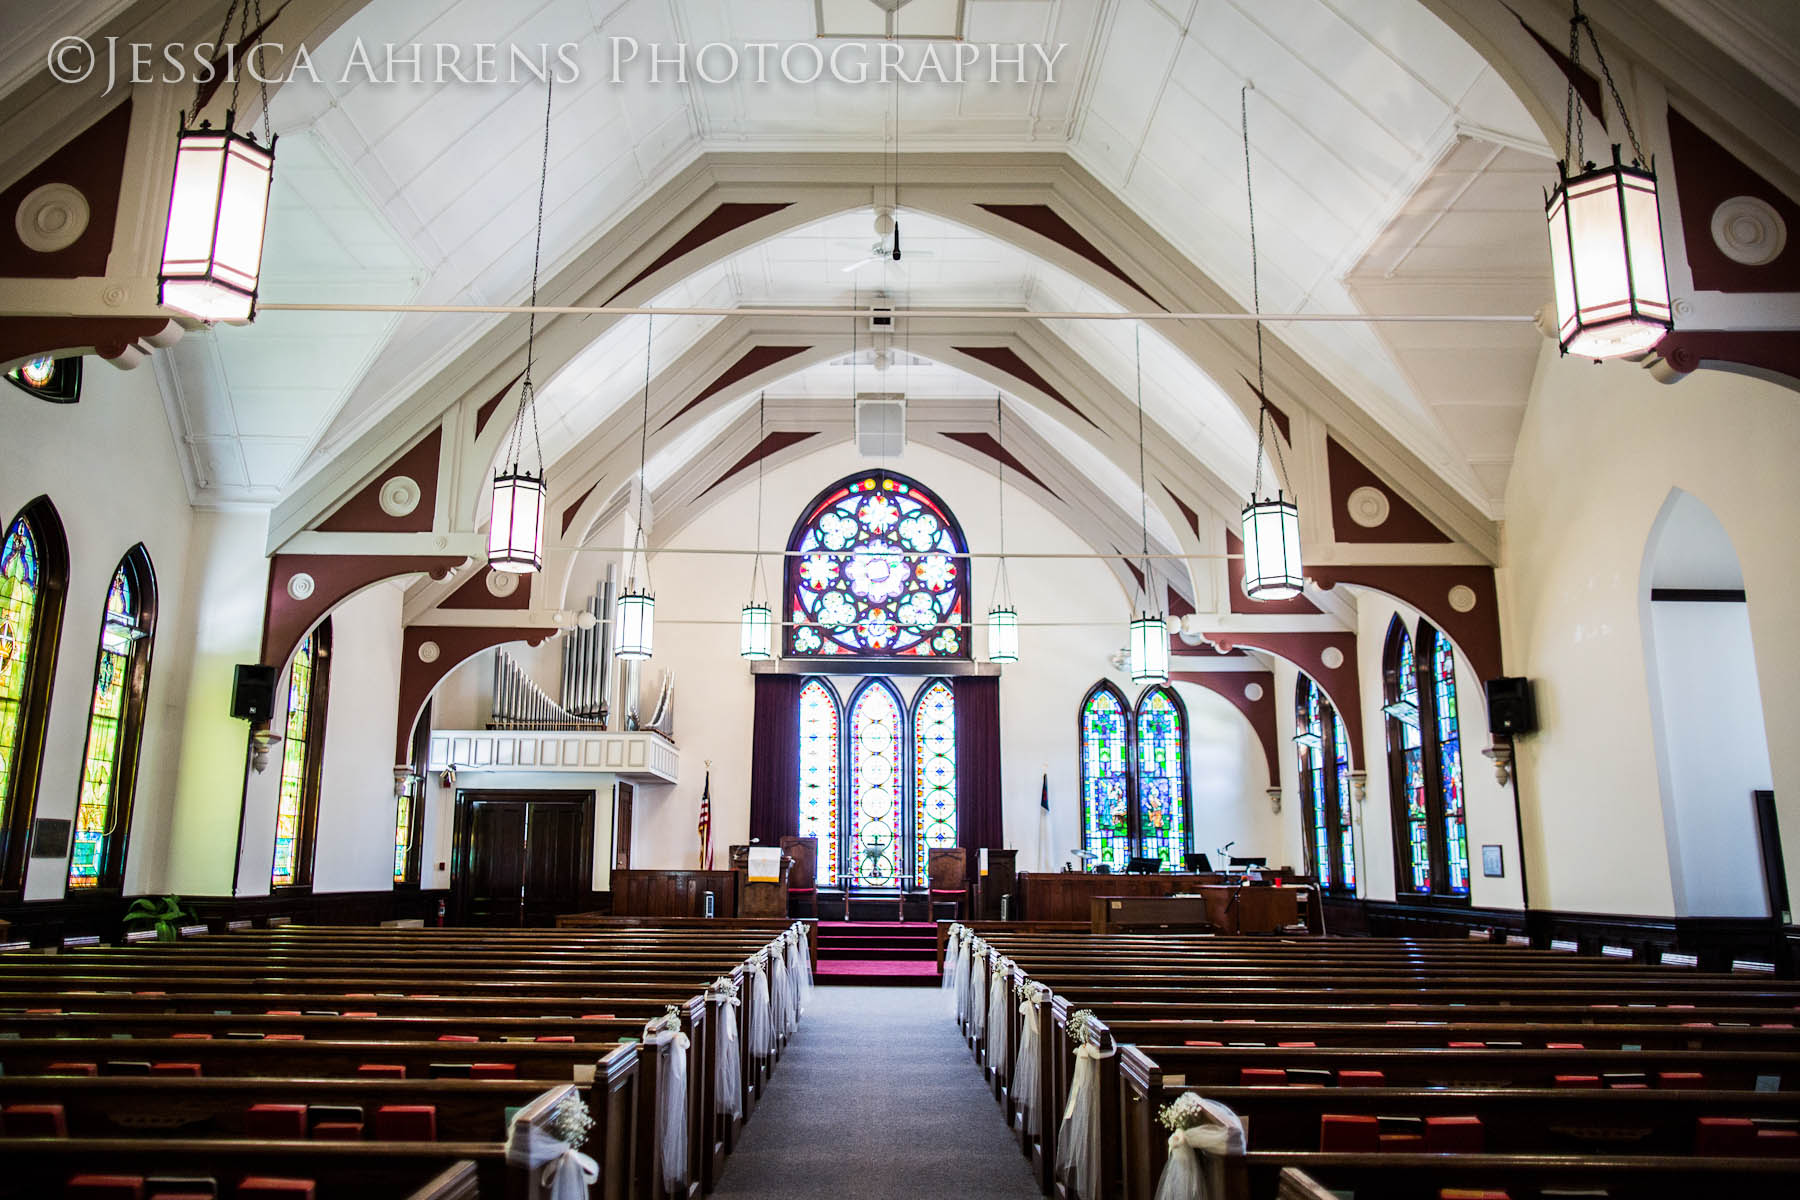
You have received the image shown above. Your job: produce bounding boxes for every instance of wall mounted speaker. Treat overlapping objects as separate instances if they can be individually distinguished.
[1485,676,1537,736]
[231,664,278,721]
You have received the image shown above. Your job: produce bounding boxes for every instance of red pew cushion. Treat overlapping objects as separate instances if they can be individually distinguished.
[534,1036,576,1044]
[47,1063,98,1076]
[1658,1072,1706,1089]
[1425,1116,1484,1152]
[1553,1075,1601,1089]
[470,1063,517,1079]
[151,1063,202,1077]
[64,1176,144,1200]
[435,1035,478,1043]
[356,1064,405,1078]
[1339,1070,1386,1087]
[1695,1117,1757,1155]
[1440,1192,1509,1199]
[1239,1069,1287,1086]
[1755,1129,1800,1157]
[170,1033,213,1041]
[5,1103,68,1135]
[1319,1114,1379,1152]
[244,1104,307,1138]
[1182,1040,1223,1047]
[373,1105,437,1142]
[236,1180,316,1200]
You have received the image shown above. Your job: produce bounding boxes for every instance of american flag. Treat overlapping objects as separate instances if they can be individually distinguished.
[697,767,714,870]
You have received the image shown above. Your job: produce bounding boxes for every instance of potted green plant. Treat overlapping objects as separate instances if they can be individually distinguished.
[122,895,195,942]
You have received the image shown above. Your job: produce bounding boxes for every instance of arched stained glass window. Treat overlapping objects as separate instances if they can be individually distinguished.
[1134,686,1189,870]
[1429,627,1470,895]
[912,679,957,883]
[797,679,840,886]
[272,620,331,889]
[0,498,67,891]
[1296,675,1355,895]
[69,547,156,891]
[1079,683,1133,871]
[1384,618,1471,899]
[846,680,904,888]
[786,472,969,659]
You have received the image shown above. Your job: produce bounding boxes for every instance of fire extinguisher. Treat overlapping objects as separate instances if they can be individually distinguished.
[436,898,446,928]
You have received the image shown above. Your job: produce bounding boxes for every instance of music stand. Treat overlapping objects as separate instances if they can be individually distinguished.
[1127,856,1161,875]
[1184,852,1213,873]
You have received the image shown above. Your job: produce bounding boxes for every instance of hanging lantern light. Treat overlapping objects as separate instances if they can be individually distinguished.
[739,392,775,661]
[486,77,558,576]
[987,393,1021,664]
[1545,2,1671,360]
[1238,86,1305,603]
[1242,491,1303,600]
[160,117,274,322]
[1129,611,1169,683]
[987,605,1018,663]
[616,315,657,662]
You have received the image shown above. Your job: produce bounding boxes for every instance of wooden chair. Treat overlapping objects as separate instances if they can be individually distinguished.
[928,847,969,921]
[781,836,820,919]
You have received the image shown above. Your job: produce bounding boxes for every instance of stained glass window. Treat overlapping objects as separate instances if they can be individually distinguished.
[1296,675,1354,894]
[786,472,969,658]
[1134,686,1188,870]
[912,679,957,883]
[393,794,413,882]
[1079,684,1132,871]
[5,354,81,403]
[797,679,840,886]
[0,517,43,836]
[1383,620,1431,894]
[847,680,904,888]
[0,501,66,889]
[272,620,331,889]
[1431,629,1471,895]
[69,551,155,890]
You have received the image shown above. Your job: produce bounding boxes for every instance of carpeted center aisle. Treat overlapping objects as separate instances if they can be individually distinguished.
[711,984,1041,1199]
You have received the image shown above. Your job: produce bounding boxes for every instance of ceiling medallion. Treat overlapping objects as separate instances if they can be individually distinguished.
[1243,681,1264,702]
[486,569,521,597]
[15,182,90,252]
[285,572,316,601]
[1346,485,1390,529]
[378,474,422,517]
[1320,646,1345,670]
[1710,196,1786,267]
[417,640,441,664]
[1448,584,1479,613]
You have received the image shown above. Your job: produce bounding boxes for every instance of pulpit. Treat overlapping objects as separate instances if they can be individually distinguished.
[729,844,793,918]
[972,847,1017,919]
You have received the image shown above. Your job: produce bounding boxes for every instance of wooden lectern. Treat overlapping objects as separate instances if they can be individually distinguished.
[973,848,1018,919]
[729,844,794,918]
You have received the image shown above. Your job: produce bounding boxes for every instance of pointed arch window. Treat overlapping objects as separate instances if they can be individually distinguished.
[786,472,970,659]
[272,620,331,890]
[796,678,841,886]
[68,548,156,891]
[911,678,958,884]
[1297,674,1355,894]
[1079,682,1192,871]
[1383,618,1471,899]
[0,498,68,892]
[846,679,904,888]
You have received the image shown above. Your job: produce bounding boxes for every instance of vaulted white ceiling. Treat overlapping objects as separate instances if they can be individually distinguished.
[158,0,1556,516]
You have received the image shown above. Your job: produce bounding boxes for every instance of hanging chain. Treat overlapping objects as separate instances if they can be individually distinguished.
[1241,85,1293,505]
[749,390,766,600]
[1582,10,1646,165]
[993,391,1010,606]
[1135,322,1150,610]
[253,0,272,143]
[1565,4,1582,168]
[1565,2,1646,169]
[633,313,653,585]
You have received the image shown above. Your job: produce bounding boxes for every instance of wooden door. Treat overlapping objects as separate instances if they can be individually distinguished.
[454,790,593,926]
[613,782,634,870]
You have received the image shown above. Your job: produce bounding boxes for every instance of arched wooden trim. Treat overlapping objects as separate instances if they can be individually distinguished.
[0,495,68,893]
[1170,670,1279,781]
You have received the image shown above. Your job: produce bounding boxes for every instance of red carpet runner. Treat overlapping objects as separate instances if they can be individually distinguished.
[813,921,941,986]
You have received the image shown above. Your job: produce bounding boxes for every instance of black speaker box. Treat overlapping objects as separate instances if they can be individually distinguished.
[1485,676,1537,736]
[232,664,278,721]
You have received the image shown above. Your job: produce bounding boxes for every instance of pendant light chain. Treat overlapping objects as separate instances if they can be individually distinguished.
[992,391,1010,607]
[1565,1,1646,169]
[632,313,653,585]
[1134,322,1150,609]
[750,390,767,600]
[1241,85,1293,505]
[507,75,554,478]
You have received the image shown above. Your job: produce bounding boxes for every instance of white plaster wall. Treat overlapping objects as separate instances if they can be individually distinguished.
[1352,591,1525,911]
[1645,600,1773,916]
[1500,343,1800,916]
[0,362,201,899]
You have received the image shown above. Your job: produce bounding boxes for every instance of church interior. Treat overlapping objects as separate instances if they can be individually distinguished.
[1,0,1798,1196]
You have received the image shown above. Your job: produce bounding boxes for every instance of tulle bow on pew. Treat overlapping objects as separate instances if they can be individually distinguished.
[504,1087,600,1200]
[986,954,1012,1077]
[943,924,966,1014]
[786,923,812,1014]
[644,1005,691,1192]
[748,951,776,1060]
[1152,1095,1246,1200]
[968,941,990,1040]
[1011,981,1050,1135]
[707,975,743,1119]
[770,936,794,1035]
[1055,1011,1115,1200]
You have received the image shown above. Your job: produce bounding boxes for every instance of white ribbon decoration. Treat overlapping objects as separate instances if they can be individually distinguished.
[748,954,776,1060]
[1056,1040,1117,1200]
[645,1015,691,1193]
[788,925,812,1013]
[505,1101,599,1200]
[986,956,1011,1077]
[968,945,989,1040]
[709,977,743,1120]
[942,924,964,1003]
[953,932,974,1023]
[1152,1099,1246,1200]
[770,939,793,1035]
[1012,988,1045,1136]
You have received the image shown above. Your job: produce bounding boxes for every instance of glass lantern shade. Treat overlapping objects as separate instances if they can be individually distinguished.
[159,119,275,323]
[739,603,773,660]
[487,469,546,574]
[615,587,655,660]
[1546,146,1672,360]
[1241,492,1303,600]
[987,605,1018,663]
[1129,611,1168,683]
